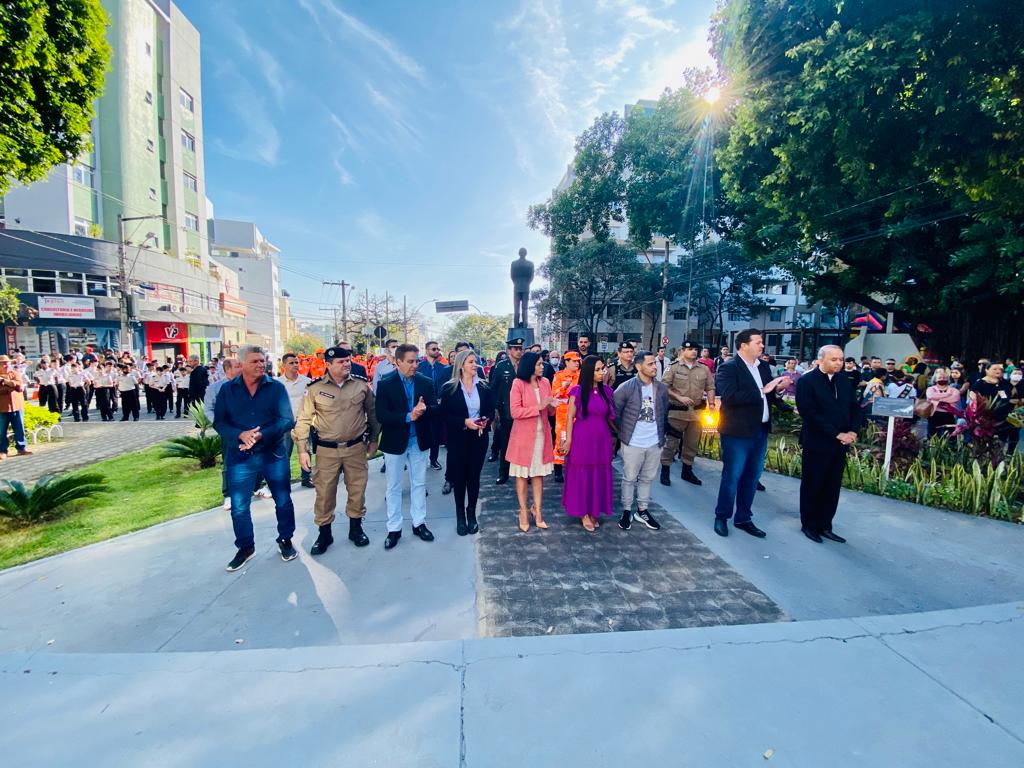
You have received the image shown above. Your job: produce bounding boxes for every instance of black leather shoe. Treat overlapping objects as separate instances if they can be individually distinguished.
[681,465,702,486]
[820,529,846,543]
[660,465,671,486]
[466,509,479,534]
[802,527,823,543]
[495,476,508,485]
[301,478,314,488]
[713,518,728,537]
[310,525,334,555]
[430,460,443,471]
[756,481,766,491]
[456,511,468,536]
[734,521,767,538]
[487,453,498,462]
[442,481,452,495]
[384,531,401,550]
[348,518,370,547]
[412,523,434,542]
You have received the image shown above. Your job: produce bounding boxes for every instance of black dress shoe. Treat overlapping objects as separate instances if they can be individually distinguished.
[442,481,452,495]
[348,518,370,547]
[301,478,315,489]
[466,509,479,534]
[430,460,443,471]
[734,521,767,538]
[412,523,434,542]
[713,518,728,537]
[820,529,846,543]
[495,476,508,485]
[487,453,498,462]
[801,527,823,543]
[756,481,766,491]
[384,531,401,550]
[456,511,468,536]
[681,465,702,486]
[660,465,671,486]
[310,524,334,555]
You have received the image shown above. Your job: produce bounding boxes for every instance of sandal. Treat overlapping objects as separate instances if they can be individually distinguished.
[582,515,596,532]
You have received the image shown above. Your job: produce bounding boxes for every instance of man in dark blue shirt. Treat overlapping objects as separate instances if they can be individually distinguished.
[417,340,451,472]
[214,345,297,571]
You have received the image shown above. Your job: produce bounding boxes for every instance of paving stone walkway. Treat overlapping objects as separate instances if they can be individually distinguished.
[3,409,194,484]
[474,460,786,636]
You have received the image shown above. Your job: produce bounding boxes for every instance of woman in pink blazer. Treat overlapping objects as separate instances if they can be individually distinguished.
[507,351,557,532]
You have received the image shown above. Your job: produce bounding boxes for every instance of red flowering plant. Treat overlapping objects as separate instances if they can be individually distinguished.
[871,418,921,472]
[951,397,1006,468]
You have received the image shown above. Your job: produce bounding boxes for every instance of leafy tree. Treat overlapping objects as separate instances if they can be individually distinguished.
[284,332,323,355]
[712,0,1024,358]
[440,313,511,360]
[0,283,21,324]
[0,0,111,195]
[534,240,660,337]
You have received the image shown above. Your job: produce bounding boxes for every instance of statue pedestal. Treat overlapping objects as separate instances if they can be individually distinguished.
[507,326,535,347]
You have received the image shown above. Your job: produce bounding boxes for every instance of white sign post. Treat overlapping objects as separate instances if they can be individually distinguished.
[871,397,915,479]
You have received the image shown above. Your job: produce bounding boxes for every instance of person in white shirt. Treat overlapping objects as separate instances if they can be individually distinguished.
[33,359,60,415]
[57,355,74,413]
[371,338,400,394]
[93,361,118,421]
[65,362,90,422]
[152,365,174,420]
[885,371,917,399]
[82,360,99,416]
[174,364,191,418]
[280,352,313,487]
[655,346,668,380]
[117,364,141,421]
[614,351,670,532]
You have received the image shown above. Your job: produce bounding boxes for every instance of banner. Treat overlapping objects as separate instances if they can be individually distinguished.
[37,296,96,320]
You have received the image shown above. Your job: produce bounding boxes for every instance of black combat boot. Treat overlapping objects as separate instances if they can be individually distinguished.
[466,506,479,534]
[348,517,370,547]
[660,465,671,486]
[681,464,702,486]
[456,507,468,536]
[310,524,333,555]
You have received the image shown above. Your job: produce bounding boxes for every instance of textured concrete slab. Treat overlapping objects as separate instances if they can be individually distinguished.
[0,460,477,653]
[474,462,785,637]
[649,456,1024,619]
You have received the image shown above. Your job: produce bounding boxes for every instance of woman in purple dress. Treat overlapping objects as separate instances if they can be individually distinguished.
[561,355,616,531]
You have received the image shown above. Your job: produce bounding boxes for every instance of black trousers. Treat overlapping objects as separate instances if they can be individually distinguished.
[145,385,155,412]
[428,409,443,463]
[799,445,847,533]
[449,429,488,513]
[68,386,88,421]
[120,389,140,420]
[39,384,60,414]
[153,388,169,419]
[95,388,114,420]
[495,415,512,480]
[55,382,66,411]
[176,388,189,417]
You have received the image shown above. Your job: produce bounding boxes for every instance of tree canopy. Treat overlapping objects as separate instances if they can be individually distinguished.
[0,0,111,195]
[440,313,511,359]
[712,0,1024,357]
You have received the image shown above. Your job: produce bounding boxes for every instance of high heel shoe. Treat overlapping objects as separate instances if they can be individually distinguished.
[532,506,549,529]
[518,507,530,532]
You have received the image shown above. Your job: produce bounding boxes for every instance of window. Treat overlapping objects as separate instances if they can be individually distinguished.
[728,310,749,322]
[181,130,195,152]
[179,88,194,113]
[769,283,789,295]
[72,165,94,188]
[86,274,109,297]
[768,308,784,322]
[623,305,643,320]
[145,90,153,104]
[73,217,90,236]
[183,172,198,192]
[30,270,56,293]
[147,138,155,153]
[184,212,199,231]
[797,312,815,327]
[1,268,29,292]
[59,271,84,295]
[672,308,687,320]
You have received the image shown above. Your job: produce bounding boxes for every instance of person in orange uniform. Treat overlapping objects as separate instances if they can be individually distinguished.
[550,351,581,483]
[309,349,328,380]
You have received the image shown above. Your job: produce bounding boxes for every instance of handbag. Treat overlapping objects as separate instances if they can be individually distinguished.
[914,398,935,419]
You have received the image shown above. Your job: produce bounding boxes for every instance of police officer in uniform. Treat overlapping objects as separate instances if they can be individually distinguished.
[293,347,380,555]
[660,340,716,486]
[488,337,524,485]
[606,341,638,390]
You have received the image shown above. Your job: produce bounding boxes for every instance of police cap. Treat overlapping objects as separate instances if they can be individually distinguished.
[681,340,699,350]
[324,347,352,360]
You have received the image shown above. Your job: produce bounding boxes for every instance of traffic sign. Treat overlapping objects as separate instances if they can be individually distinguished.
[662,336,669,345]
[436,300,470,313]
[373,325,388,340]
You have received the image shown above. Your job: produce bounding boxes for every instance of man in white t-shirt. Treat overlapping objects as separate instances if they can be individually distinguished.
[613,350,670,532]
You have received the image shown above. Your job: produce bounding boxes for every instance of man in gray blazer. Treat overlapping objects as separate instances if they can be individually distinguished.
[613,350,670,531]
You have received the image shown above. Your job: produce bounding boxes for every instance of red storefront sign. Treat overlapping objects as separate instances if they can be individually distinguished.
[145,321,188,343]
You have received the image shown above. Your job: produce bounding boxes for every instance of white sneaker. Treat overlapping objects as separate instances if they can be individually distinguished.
[254,487,273,499]
[222,496,231,510]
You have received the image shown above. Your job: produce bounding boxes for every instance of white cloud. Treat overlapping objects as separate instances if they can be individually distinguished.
[210,61,280,166]
[235,29,288,108]
[331,153,355,186]
[356,211,387,239]
[636,24,715,100]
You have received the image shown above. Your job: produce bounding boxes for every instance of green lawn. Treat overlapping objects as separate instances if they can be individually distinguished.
[0,446,302,570]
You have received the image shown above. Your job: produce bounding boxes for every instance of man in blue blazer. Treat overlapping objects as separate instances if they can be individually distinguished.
[713,329,787,538]
[795,345,862,543]
[375,343,438,550]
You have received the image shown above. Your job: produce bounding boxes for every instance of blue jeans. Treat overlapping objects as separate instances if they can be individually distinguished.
[283,432,312,482]
[1,410,27,454]
[715,424,769,524]
[384,441,428,532]
[225,448,296,550]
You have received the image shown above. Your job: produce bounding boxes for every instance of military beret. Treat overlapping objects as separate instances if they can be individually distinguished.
[324,347,352,360]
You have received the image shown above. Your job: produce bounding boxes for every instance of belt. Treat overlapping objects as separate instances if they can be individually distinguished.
[317,436,364,449]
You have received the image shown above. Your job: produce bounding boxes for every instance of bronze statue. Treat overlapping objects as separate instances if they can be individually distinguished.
[510,247,534,327]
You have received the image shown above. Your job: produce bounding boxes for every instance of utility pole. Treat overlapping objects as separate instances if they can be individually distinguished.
[660,239,670,346]
[684,251,694,342]
[116,214,132,356]
[322,280,352,342]
[402,295,408,342]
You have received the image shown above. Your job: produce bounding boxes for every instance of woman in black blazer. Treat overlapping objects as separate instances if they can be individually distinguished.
[440,349,494,535]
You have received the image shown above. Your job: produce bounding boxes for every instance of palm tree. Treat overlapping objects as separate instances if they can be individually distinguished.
[0,473,108,525]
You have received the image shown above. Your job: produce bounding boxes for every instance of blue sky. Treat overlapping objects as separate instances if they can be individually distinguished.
[176,0,717,336]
